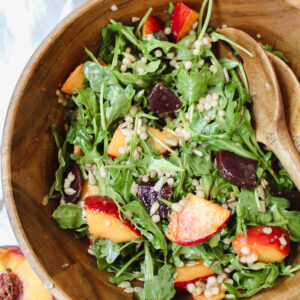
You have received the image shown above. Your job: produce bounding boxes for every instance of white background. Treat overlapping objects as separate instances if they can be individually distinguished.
[0,0,86,245]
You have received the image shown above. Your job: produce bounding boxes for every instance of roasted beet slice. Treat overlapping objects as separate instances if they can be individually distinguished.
[138,182,172,219]
[147,82,182,114]
[64,163,83,203]
[154,30,169,41]
[273,190,300,211]
[216,150,257,189]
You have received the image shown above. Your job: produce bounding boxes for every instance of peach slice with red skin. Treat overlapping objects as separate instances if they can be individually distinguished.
[142,15,164,39]
[171,2,199,42]
[84,195,142,243]
[0,246,53,300]
[173,259,215,291]
[107,126,180,158]
[232,226,290,263]
[166,195,231,246]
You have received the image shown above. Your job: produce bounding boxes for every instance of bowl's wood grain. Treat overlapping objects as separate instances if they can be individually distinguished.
[2,0,300,299]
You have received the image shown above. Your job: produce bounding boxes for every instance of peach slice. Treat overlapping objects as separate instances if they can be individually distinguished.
[81,180,99,201]
[174,259,215,291]
[142,15,164,39]
[107,126,179,158]
[84,196,142,243]
[61,59,107,95]
[147,127,180,154]
[171,2,199,42]
[166,195,231,246]
[193,287,226,300]
[232,226,290,263]
[74,144,83,156]
[107,127,127,159]
[61,64,86,95]
[0,246,52,300]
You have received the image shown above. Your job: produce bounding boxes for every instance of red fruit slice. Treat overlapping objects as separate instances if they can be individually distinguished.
[84,196,142,243]
[147,82,182,114]
[170,2,199,42]
[166,195,231,246]
[142,15,164,39]
[216,150,257,189]
[173,259,215,291]
[232,226,290,263]
[138,182,173,219]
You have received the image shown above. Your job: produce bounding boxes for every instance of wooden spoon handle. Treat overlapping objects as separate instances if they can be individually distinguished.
[269,127,300,190]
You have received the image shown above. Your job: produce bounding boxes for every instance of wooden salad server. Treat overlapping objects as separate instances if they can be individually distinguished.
[266,51,300,153]
[219,27,300,191]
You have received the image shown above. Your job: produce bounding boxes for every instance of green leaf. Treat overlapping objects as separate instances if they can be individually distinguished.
[138,265,176,300]
[93,238,122,269]
[262,44,289,63]
[52,204,86,229]
[177,67,208,104]
[123,200,168,257]
[148,157,184,172]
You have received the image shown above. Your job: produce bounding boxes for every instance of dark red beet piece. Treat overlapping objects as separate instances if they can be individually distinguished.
[0,273,23,300]
[138,182,172,219]
[274,190,300,211]
[216,150,258,189]
[64,163,83,203]
[154,30,169,41]
[147,82,182,114]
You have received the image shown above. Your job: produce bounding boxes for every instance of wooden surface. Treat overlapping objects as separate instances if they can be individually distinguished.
[267,51,300,153]
[1,0,300,299]
[220,27,300,191]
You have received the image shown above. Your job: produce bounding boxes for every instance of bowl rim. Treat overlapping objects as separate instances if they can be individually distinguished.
[1,0,102,299]
[2,0,300,299]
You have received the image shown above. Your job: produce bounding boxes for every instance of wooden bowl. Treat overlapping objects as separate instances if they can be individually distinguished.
[2,0,300,299]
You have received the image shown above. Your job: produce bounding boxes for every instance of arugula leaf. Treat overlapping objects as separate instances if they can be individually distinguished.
[124,200,168,257]
[93,238,121,269]
[138,265,176,300]
[52,204,86,229]
[148,157,184,172]
[177,66,208,105]
[262,44,289,63]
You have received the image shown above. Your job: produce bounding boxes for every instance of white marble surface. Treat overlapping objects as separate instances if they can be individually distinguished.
[0,0,86,246]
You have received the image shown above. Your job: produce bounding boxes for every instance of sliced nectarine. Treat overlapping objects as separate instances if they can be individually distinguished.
[193,288,226,300]
[142,15,164,39]
[107,127,127,158]
[148,127,180,154]
[61,64,86,95]
[166,195,231,246]
[171,2,199,41]
[174,259,215,291]
[74,144,83,156]
[0,247,52,300]
[232,226,290,263]
[84,196,142,243]
[81,180,99,201]
[61,59,107,95]
[107,126,179,158]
